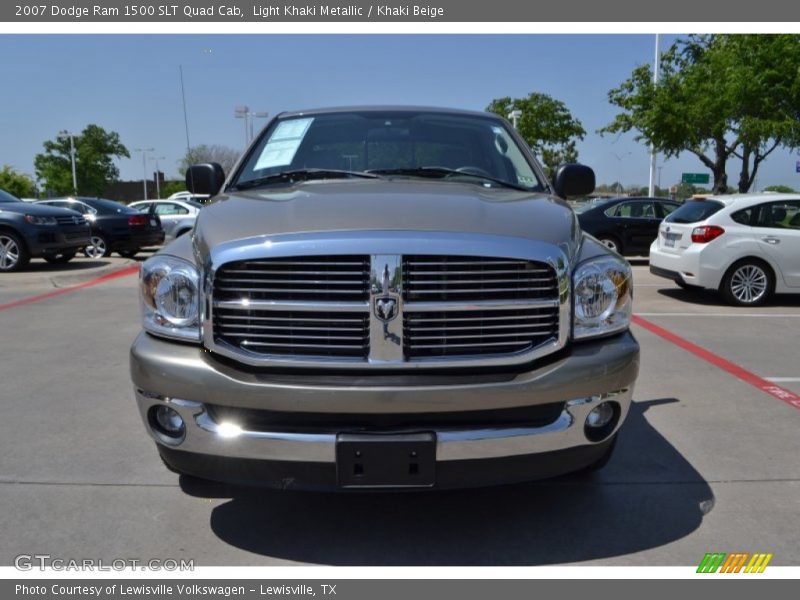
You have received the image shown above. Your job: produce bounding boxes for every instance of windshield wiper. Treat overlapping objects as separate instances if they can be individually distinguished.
[366,166,529,192]
[230,169,381,191]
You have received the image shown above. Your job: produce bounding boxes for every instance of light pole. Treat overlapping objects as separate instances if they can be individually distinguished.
[235,106,269,145]
[135,148,154,200]
[508,109,522,130]
[153,156,166,199]
[610,151,632,194]
[648,34,661,197]
[58,130,78,195]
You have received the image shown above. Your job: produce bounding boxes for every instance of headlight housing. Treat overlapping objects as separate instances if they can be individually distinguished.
[140,255,201,342]
[25,215,57,225]
[572,255,632,340]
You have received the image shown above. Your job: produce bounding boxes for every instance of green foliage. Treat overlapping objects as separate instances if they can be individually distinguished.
[179,144,240,176]
[34,125,129,196]
[0,166,36,198]
[159,180,187,198]
[486,93,585,179]
[602,34,800,194]
[763,184,796,193]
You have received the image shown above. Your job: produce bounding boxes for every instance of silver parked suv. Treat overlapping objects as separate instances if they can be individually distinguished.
[130,107,639,490]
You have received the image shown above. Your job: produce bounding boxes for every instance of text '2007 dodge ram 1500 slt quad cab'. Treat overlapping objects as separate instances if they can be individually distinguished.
[130,106,639,490]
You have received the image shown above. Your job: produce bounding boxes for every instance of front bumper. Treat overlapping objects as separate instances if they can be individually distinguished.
[131,331,639,489]
[25,226,91,256]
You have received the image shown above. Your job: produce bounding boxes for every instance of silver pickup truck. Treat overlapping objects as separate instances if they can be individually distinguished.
[130,106,639,490]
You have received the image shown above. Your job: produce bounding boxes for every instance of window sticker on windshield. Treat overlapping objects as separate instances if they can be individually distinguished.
[254,118,314,170]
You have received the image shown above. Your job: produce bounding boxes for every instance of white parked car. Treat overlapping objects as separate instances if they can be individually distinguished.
[649,193,800,306]
[128,199,202,241]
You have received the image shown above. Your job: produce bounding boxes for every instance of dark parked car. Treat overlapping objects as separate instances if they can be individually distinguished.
[0,188,91,272]
[575,196,680,255]
[36,197,164,258]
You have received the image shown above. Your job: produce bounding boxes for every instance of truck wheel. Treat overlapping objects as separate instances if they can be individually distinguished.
[0,231,30,272]
[44,251,77,264]
[720,259,773,306]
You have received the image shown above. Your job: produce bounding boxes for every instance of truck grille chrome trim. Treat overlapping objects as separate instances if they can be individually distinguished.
[201,233,570,369]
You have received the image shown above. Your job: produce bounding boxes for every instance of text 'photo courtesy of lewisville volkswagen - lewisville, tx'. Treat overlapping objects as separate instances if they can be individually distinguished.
[0,11,799,591]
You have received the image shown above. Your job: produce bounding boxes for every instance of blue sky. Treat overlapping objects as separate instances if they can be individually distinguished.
[1,34,798,191]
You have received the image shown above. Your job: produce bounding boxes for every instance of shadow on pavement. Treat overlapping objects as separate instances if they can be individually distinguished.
[180,397,713,565]
[656,287,800,308]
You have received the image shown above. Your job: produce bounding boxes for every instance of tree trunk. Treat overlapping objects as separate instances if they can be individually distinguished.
[738,144,752,193]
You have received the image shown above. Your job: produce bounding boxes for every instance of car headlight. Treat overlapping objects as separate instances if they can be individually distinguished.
[24,215,57,225]
[572,255,632,340]
[140,255,201,342]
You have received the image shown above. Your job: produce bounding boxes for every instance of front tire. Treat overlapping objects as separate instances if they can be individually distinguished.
[84,234,110,258]
[0,231,30,272]
[720,259,774,306]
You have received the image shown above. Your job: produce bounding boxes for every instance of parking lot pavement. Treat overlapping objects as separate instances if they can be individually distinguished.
[0,258,798,566]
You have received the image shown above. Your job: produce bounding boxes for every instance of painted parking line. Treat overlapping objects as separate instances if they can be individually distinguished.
[631,315,800,411]
[0,266,139,313]
[765,377,800,383]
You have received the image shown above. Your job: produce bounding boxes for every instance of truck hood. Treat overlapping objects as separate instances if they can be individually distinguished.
[193,179,580,258]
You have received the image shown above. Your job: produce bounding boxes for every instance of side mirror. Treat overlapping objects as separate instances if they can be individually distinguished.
[553,164,595,198]
[185,163,225,196]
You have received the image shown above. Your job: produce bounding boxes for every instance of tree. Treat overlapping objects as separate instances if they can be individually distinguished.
[34,125,129,196]
[179,144,240,176]
[159,180,187,198]
[763,184,796,193]
[602,35,800,194]
[0,166,36,198]
[486,93,586,179]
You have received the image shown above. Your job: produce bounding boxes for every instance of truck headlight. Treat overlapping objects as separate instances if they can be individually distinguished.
[140,256,200,342]
[572,256,632,340]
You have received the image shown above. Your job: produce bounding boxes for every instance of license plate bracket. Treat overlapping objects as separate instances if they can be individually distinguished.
[336,432,436,488]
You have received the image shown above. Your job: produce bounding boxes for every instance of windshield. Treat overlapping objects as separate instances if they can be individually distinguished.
[84,198,137,214]
[664,199,724,224]
[0,189,21,203]
[233,110,545,191]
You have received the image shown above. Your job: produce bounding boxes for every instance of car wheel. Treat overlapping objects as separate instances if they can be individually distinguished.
[0,231,30,272]
[84,235,110,258]
[43,251,77,264]
[721,259,774,306]
[118,249,139,259]
[597,236,622,254]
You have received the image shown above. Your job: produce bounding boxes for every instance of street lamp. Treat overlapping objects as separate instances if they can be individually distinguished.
[134,148,154,200]
[153,156,166,199]
[508,109,522,129]
[234,106,269,145]
[610,151,632,195]
[58,130,78,195]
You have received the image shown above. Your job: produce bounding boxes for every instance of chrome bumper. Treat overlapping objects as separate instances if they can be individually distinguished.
[134,387,633,464]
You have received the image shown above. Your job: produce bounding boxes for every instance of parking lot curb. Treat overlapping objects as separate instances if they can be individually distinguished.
[49,259,139,289]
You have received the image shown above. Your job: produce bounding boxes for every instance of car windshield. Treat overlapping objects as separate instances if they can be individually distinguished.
[232,110,545,192]
[573,198,616,214]
[0,189,21,203]
[83,198,137,214]
[664,199,725,224]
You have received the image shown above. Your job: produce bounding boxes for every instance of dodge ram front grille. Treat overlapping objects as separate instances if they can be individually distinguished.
[403,255,558,302]
[214,255,370,302]
[208,251,565,368]
[404,307,559,359]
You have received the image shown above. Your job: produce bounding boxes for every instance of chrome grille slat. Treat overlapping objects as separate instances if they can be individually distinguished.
[407,323,556,332]
[215,287,367,295]
[407,287,557,295]
[409,341,532,349]
[241,341,366,350]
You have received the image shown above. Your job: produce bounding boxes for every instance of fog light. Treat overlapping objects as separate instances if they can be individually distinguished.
[154,406,185,436]
[586,402,615,428]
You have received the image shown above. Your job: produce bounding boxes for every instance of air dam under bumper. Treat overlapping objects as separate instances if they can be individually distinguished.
[131,331,639,490]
